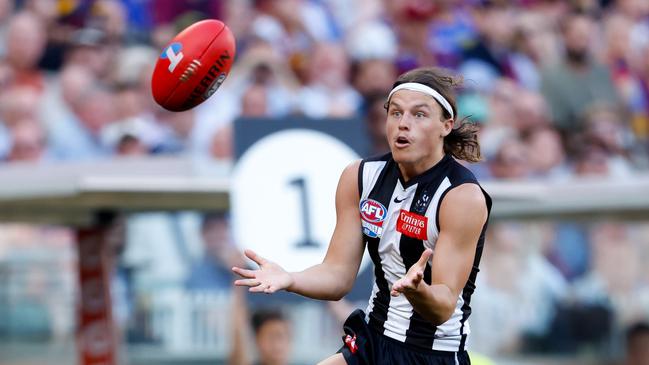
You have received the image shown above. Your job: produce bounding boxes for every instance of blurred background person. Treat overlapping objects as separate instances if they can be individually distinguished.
[541,12,621,134]
[229,288,293,365]
[185,213,243,292]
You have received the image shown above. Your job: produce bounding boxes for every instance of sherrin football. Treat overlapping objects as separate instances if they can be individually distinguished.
[152,19,236,112]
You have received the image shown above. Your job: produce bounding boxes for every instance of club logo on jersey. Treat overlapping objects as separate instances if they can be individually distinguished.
[360,199,387,238]
[397,209,428,240]
[161,42,184,73]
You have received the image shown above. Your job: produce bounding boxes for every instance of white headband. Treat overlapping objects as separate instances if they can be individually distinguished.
[388,82,454,119]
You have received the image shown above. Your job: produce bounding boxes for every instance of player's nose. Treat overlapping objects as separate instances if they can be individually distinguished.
[398,114,411,130]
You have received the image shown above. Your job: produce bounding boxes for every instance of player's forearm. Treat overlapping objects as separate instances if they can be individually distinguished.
[287,263,353,301]
[404,284,456,326]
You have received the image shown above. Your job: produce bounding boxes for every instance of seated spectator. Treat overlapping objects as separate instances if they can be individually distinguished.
[229,288,293,365]
[487,135,530,180]
[6,118,47,162]
[523,126,570,179]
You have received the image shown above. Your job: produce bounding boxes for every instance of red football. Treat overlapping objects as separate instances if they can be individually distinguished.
[151,19,236,112]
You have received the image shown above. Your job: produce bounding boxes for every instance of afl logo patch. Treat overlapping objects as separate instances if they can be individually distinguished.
[360,199,386,238]
[360,199,386,224]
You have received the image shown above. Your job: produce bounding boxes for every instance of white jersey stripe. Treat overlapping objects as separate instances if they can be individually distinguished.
[365,282,379,322]
[427,176,452,239]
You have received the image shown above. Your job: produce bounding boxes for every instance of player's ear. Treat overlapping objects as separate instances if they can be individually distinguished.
[440,118,453,138]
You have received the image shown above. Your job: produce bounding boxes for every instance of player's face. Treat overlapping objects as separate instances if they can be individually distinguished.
[386,89,453,173]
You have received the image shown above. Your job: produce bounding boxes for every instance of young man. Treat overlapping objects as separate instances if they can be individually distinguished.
[233,67,491,365]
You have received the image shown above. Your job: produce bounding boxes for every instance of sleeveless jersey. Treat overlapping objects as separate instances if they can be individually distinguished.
[358,153,492,352]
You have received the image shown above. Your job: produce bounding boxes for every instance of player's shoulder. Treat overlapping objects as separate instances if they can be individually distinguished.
[443,183,486,209]
[337,159,363,201]
[439,183,488,231]
[341,159,362,178]
[446,157,480,186]
[441,158,491,213]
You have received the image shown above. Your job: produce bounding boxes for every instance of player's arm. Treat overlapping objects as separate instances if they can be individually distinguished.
[391,183,487,325]
[233,161,364,301]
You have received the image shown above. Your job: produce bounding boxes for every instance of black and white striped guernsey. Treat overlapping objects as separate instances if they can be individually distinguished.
[358,152,492,352]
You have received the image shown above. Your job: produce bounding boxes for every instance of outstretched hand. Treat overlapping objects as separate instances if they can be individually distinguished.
[232,249,294,294]
[391,248,432,297]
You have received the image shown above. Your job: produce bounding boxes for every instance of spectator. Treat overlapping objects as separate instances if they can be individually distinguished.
[570,104,635,177]
[6,118,47,162]
[462,2,539,89]
[3,11,47,92]
[386,0,438,73]
[65,27,116,81]
[523,126,570,179]
[241,84,269,118]
[249,0,316,59]
[573,224,645,326]
[351,58,397,99]
[540,12,622,133]
[363,92,390,155]
[487,135,530,180]
[0,85,41,128]
[427,1,477,69]
[512,10,561,69]
[185,213,243,291]
[229,288,293,365]
[296,42,361,118]
[471,223,568,355]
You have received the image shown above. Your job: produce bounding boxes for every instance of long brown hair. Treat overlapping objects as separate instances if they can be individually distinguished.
[388,67,482,163]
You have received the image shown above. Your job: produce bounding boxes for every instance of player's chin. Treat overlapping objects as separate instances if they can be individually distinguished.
[391,149,415,164]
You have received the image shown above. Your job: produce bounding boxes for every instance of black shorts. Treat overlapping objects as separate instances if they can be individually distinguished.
[337,309,471,365]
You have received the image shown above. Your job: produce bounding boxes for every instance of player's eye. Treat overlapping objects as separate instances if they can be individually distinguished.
[415,111,426,118]
[391,110,402,118]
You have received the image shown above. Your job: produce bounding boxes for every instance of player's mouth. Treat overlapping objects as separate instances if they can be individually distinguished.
[394,135,411,148]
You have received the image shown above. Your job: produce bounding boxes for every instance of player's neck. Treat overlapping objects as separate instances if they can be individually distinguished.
[397,149,445,183]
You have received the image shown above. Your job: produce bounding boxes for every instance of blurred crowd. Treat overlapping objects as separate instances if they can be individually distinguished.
[1,0,649,364]
[0,0,648,175]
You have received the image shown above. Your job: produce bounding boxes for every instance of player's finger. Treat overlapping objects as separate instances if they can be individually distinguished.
[392,281,403,291]
[232,266,256,278]
[413,271,423,283]
[249,284,268,293]
[415,248,433,267]
[234,278,259,287]
[244,249,267,266]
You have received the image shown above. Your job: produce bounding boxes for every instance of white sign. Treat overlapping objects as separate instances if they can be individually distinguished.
[231,129,361,272]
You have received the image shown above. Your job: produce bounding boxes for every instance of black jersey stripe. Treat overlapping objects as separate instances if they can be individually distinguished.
[366,158,400,333]
[357,159,365,199]
[458,187,492,352]
[400,179,444,349]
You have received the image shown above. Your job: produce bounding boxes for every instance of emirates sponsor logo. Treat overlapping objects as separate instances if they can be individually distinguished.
[397,209,428,240]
